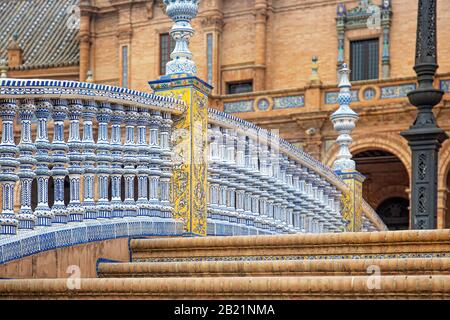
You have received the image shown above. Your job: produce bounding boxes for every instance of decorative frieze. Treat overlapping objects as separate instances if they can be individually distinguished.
[325,90,359,104]
[223,100,254,113]
[272,95,304,110]
[380,83,416,99]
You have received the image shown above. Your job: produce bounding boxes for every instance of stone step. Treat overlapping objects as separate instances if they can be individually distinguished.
[131,230,450,262]
[1,275,450,299]
[97,257,450,278]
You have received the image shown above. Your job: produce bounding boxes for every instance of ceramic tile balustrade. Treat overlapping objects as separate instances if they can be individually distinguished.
[0,79,381,263]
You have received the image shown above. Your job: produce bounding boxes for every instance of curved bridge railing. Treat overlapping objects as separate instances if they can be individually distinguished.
[0,78,385,264]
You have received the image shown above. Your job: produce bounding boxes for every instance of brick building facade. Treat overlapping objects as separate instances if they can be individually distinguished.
[3,0,450,230]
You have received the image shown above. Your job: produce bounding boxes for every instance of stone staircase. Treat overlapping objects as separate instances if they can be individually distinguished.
[2,230,450,299]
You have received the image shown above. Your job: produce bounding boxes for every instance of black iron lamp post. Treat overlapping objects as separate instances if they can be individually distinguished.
[401,0,448,229]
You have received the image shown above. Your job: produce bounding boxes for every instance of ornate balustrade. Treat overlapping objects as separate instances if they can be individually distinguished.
[0,78,384,264]
[0,79,183,235]
[206,109,345,235]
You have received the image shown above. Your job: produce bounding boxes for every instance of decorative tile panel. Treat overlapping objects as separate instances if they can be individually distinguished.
[273,95,304,109]
[325,90,359,104]
[380,83,416,99]
[206,33,213,85]
[363,87,376,100]
[223,100,254,113]
[257,98,270,111]
[440,80,450,92]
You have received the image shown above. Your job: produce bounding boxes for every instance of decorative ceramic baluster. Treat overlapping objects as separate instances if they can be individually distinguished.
[51,99,69,224]
[311,173,323,233]
[220,128,234,220]
[278,156,289,228]
[235,133,246,224]
[209,125,221,219]
[243,137,253,218]
[82,100,98,219]
[226,130,237,223]
[265,146,277,231]
[34,99,53,227]
[258,140,270,227]
[122,106,138,217]
[110,104,125,218]
[332,188,343,231]
[286,159,296,232]
[67,100,85,222]
[96,102,112,218]
[217,128,228,220]
[148,110,162,217]
[249,138,260,219]
[0,99,19,234]
[292,164,303,232]
[273,154,284,231]
[314,179,326,233]
[323,184,336,232]
[302,168,316,233]
[17,99,37,230]
[206,124,214,216]
[160,112,173,218]
[136,108,151,216]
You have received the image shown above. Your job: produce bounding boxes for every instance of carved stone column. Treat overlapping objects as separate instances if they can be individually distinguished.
[253,0,268,91]
[79,1,94,81]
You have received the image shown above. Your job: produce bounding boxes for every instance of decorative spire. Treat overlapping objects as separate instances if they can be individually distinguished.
[163,0,200,76]
[330,63,358,172]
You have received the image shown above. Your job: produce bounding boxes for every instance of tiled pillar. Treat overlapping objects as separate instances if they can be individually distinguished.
[149,77,211,236]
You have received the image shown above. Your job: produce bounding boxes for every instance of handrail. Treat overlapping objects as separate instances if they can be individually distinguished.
[0,78,186,114]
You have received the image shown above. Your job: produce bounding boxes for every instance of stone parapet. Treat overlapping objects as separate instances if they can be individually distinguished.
[131,229,450,261]
[97,258,450,278]
[1,275,450,299]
